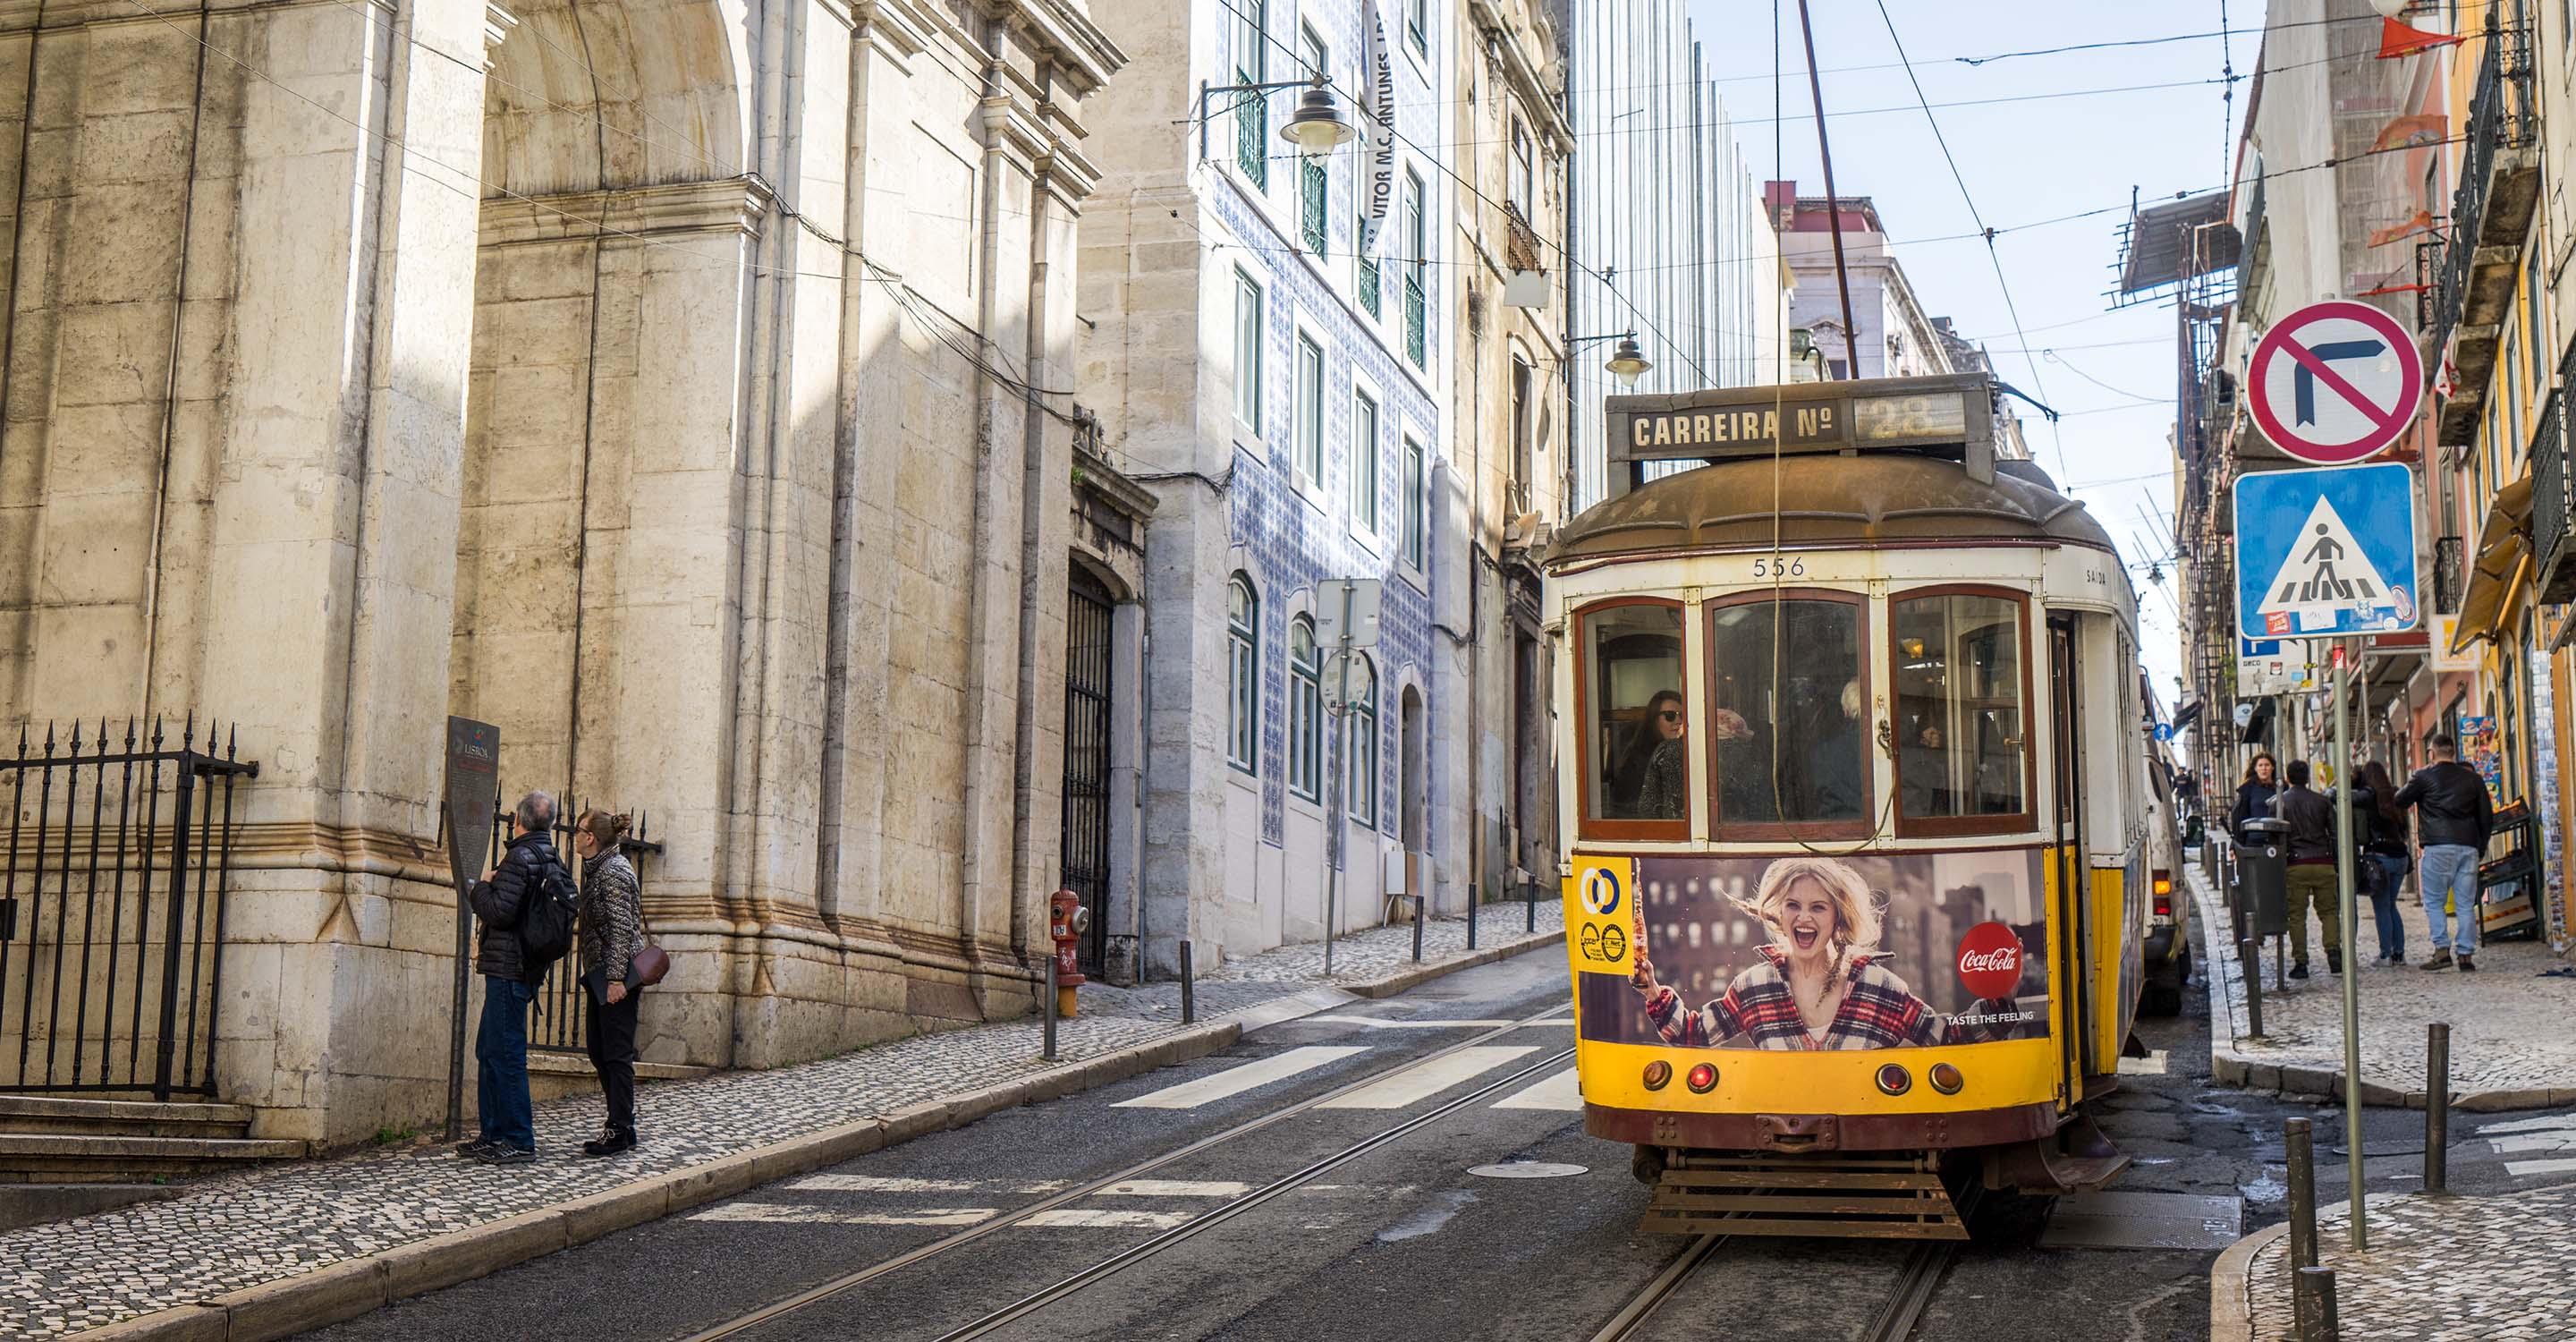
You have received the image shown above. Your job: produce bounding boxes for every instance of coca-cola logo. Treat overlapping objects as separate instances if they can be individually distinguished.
[1956,922,2024,998]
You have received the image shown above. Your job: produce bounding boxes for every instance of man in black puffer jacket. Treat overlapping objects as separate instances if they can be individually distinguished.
[2394,735,2496,972]
[461,791,565,1163]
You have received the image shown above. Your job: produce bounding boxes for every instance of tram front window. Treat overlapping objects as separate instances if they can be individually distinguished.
[1892,591,2029,827]
[1583,602,1688,824]
[1706,597,1867,829]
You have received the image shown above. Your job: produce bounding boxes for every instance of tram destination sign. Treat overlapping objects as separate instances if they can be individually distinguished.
[1605,372,1997,498]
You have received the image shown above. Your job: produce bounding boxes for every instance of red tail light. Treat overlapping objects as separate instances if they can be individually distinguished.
[2152,869,2173,918]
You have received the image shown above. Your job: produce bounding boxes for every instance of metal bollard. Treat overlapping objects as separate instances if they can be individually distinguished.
[2294,1266,2341,1342]
[1411,895,1425,963]
[2241,939,2265,1039]
[2286,1117,2318,1339]
[1467,882,1478,950]
[1526,875,1537,933]
[1180,939,1196,1027]
[1042,956,1058,1062]
[2426,1022,2451,1195]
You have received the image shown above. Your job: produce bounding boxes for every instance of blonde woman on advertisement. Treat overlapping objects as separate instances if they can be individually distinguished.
[1626,856,2015,1050]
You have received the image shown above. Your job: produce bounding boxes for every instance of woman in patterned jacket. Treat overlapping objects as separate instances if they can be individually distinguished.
[572,810,646,1155]
[1626,856,2008,1050]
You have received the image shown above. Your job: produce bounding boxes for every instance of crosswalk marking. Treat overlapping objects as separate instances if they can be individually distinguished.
[1306,1015,1519,1029]
[690,1202,996,1227]
[2482,1115,2576,1134]
[1114,1045,1369,1109]
[1021,1209,1194,1230]
[1317,1046,1542,1109]
[2485,1131,2576,1154]
[1490,1066,1582,1111]
[1092,1179,1250,1198]
[2504,1157,2576,1177]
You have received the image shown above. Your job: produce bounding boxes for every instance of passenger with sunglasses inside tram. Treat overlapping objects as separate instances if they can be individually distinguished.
[1608,690,1690,820]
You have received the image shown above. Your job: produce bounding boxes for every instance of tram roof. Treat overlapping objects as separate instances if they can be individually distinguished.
[1546,452,2118,566]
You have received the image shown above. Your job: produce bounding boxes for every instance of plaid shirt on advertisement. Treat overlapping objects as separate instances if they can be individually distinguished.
[1643,945,1945,1050]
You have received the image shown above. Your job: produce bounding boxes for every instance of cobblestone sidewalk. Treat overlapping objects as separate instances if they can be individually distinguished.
[2190,865,2576,1108]
[0,911,1562,1338]
[2234,1187,2576,1341]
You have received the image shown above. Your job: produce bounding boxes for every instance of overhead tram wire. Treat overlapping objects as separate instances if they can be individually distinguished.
[1870,0,2068,482]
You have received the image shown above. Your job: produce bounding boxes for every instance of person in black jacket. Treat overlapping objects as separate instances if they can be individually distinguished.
[2353,760,2410,964]
[2228,753,2281,837]
[2393,735,2496,971]
[460,791,565,1163]
[2275,761,2343,977]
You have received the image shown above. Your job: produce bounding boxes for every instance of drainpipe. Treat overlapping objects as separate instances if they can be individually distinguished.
[956,15,1014,985]
[1008,63,1063,967]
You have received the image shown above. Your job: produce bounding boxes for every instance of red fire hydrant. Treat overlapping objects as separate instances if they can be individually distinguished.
[1047,889,1089,1018]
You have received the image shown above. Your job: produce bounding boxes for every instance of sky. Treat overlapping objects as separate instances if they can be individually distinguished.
[1679,0,2262,710]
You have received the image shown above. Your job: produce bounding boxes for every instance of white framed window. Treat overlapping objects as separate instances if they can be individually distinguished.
[1227,573,1259,775]
[1289,615,1322,801]
[1347,652,1378,827]
[1402,168,1427,287]
[1507,118,1533,219]
[1233,268,1263,434]
[1352,385,1380,533]
[1402,434,1426,569]
[1295,332,1326,485]
[1404,0,1426,56]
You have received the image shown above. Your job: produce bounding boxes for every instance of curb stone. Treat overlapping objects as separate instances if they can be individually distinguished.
[2207,1216,2288,1342]
[66,930,1561,1341]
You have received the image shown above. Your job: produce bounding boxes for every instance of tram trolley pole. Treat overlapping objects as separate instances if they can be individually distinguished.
[2427,1022,2452,1195]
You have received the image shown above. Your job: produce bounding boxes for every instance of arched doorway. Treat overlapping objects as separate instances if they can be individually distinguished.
[1060,565,1115,974]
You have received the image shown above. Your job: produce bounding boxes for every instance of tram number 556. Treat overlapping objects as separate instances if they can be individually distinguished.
[1750,555,1806,579]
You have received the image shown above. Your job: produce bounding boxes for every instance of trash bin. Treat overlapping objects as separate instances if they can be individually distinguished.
[2235,817,2289,937]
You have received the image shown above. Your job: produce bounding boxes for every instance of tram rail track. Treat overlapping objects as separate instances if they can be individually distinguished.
[1589,1202,1969,1342]
[682,999,1575,1342]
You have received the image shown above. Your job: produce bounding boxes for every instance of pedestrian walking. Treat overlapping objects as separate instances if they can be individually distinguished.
[462,791,572,1164]
[2353,760,2410,964]
[2228,752,2281,840]
[2274,760,2343,979]
[2393,733,2495,972]
[572,809,646,1157]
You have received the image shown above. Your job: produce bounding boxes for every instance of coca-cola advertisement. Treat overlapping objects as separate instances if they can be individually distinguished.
[1575,849,2049,1050]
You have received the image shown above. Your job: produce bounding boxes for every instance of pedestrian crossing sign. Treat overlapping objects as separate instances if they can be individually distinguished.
[2233,463,2419,641]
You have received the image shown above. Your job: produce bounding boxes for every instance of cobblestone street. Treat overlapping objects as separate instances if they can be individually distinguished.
[2190,866,2576,1107]
[0,913,1559,1338]
[2241,1187,2576,1342]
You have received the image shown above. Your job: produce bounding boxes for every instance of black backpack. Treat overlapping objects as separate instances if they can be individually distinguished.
[517,857,580,972]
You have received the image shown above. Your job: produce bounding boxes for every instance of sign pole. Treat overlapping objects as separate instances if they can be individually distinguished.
[440,718,502,1144]
[2334,639,2366,1250]
[1323,582,1357,979]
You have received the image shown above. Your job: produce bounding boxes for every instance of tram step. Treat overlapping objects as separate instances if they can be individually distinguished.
[1640,1152,1970,1241]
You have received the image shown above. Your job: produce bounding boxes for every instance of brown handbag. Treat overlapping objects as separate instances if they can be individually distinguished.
[629,942,670,989]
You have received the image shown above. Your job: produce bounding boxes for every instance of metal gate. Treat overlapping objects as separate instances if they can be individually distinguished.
[483,799,658,1056]
[1059,571,1114,974]
[0,718,258,1099]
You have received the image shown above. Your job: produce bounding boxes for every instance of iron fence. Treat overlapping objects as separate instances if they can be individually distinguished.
[0,718,258,1099]
[480,797,659,1055]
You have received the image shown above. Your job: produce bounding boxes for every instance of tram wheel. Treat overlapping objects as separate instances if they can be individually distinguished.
[1631,1143,1669,1186]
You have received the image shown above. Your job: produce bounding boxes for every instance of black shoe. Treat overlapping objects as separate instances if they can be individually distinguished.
[581,1128,638,1158]
[474,1143,537,1165]
[2290,963,2310,980]
[2326,952,2342,974]
[2458,955,2478,973]
[453,1139,497,1159]
[2394,951,2406,964]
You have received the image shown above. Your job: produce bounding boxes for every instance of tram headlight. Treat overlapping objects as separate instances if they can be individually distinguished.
[1875,1063,1912,1096]
[1928,1063,1963,1095]
[1642,1060,1673,1091]
[1685,1063,1718,1094]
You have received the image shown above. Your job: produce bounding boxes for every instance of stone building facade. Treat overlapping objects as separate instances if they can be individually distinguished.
[0,0,1127,1142]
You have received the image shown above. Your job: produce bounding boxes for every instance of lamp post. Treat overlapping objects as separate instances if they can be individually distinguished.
[1566,330,1653,389]
[1196,76,1359,166]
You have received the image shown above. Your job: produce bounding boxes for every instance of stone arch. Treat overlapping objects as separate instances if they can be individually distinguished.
[449,0,756,907]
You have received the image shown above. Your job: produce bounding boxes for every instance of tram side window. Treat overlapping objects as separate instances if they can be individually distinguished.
[1891,591,2028,825]
[1706,598,1867,828]
[1584,603,1688,825]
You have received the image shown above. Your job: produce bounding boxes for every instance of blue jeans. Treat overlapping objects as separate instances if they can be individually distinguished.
[2418,845,2482,957]
[476,976,535,1151]
[2365,854,2408,959]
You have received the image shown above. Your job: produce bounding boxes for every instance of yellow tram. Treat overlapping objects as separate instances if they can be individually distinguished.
[1548,373,2155,1239]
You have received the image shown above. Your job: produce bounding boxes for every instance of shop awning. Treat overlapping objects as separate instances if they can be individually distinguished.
[2452,474,2533,652]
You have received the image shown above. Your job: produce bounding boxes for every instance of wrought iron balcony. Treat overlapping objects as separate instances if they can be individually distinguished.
[2427,13,2538,446]
[2434,534,2466,616]
[1360,249,1380,316]
[1235,90,1267,190]
[2536,342,2576,603]
[1504,201,1542,275]
[1301,157,1326,254]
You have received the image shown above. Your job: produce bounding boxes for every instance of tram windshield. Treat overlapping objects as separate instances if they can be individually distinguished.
[1706,597,1868,828]
[1586,603,1687,823]
[1891,591,2029,827]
